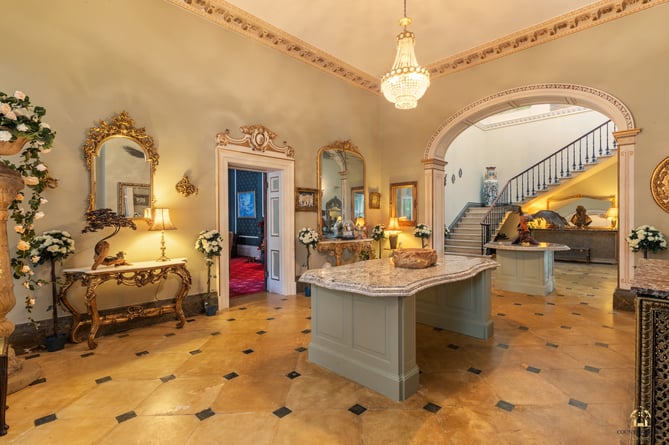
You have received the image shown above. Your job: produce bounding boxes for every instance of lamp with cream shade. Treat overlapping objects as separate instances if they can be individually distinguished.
[387,217,400,250]
[149,208,176,261]
[606,207,618,228]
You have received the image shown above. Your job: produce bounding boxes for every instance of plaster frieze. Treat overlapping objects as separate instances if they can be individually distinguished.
[166,0,667,94]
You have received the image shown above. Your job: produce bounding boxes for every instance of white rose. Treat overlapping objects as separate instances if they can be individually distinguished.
[0,131,11,142]
[17,240,30,251]
[34,211,45,220]
[36,164,47,172]
[22,176,39,186]
[39,122,50,130]
[13,91,26,100]
[14,225,24,234]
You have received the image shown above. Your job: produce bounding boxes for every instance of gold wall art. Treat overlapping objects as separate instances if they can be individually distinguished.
[651,156,669,213]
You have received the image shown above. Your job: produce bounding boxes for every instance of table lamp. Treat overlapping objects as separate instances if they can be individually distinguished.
[605,207,618,228]
[149,208,176,261]
[387,217,400,250]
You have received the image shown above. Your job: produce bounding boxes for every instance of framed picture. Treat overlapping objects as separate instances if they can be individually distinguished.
[295,187,317,212]
[369,191,381,209]
[237,191,256,218]
[118,182,150,218]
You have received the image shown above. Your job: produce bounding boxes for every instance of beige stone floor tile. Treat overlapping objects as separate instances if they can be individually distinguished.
[481,367,569,405]
[58,380,162,419]
[418,371,499,407]
[560,344,632,369]
[186,412,279,445]
[542,368,633,404]
[109,352,191,380]
[134,377,224,415]
[285,372,367,410]
[8,417,117,445]
[210,373,291,412]
[98,415,201,445]
[360,409,451,445]
[272,409,363,445]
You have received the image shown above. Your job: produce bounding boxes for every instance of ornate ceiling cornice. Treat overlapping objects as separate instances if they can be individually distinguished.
[166,0,667,95]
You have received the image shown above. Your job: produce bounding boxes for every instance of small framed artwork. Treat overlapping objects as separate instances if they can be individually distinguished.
[295,188,317,212]
[237,191,256,218]
[369,191,381,209]
[118,182,150,218]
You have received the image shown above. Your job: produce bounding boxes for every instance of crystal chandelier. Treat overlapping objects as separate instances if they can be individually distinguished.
[380,0,430,110]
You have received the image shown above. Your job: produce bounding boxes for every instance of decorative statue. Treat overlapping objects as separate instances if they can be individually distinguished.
[82,208,136,269]
[570,205,592,228]
[512,207,539,245]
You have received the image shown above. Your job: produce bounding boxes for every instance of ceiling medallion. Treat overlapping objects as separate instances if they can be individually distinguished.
[380,0,430,109]
[651,156,669,213]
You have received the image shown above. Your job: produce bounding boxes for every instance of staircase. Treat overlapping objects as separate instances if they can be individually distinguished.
[445,206,492,256]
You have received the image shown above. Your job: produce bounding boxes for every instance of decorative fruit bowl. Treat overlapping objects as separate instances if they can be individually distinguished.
[392,248,438,269]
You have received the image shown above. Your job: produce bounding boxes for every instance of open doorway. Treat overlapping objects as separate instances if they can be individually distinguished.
[228,168,267,297]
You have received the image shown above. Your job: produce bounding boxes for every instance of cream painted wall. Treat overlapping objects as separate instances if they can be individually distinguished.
[2,0,380,324]
[2,1,669,326]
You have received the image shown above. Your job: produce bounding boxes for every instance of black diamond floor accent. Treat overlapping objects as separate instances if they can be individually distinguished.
[497,313,506,317]
[164,332,176,337]
[546,342,559,348]
[118,333,130,338]
[467,367,482,375]
[560,325,572,329]
[227,318,236,322]
[572,312,581,316]
[242,349,254,354]
[256,330,267,335]
[602,324,614,329]
[267,317,275,320]
[189,349,202,355]
[295,347,307,353]
[447,344,459,350]
[274,307,282,310]
[496,400,515,411]
[96,376,112,384]
[433,326,444,331]
[80,352,94,358]
[186,318,196,323]
[497,343,509,349]
[211,331,221,336]
[29,377,46,386]
[584,365,600,373]
[196,408,215,421]
[273,406,292,418]
[569,399,588,410]
[286,371,301,379]
[423,402,441,413]
[306,316,311,320]
[238,307,247,311]
[116,411,137,423]
[595,342,609,348]
[224,372,239,380]
[546,302,556,306]
[534,312,544,316]
[580,302,589,305]
[34,413,57,426]
[135,350,149,357]
[527,366,541,374]
[25,353,40,360]
[513,302,522,306]
[349,404,367,415]
[518,326,529,331]
[161,374,176,383]
[301,329,311,334]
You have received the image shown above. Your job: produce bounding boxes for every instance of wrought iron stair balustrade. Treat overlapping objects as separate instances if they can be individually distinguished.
[479,120,617,253]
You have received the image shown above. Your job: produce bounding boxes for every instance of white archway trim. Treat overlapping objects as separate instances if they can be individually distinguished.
[424,83,638,291]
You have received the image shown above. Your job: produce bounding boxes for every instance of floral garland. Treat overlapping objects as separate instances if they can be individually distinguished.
[626,225,667,257]
[414,223,432,248]
[1,90,56,317]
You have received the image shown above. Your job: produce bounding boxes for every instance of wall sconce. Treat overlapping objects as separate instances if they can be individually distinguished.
[175,174,199,197]
[606,207,618,228]
[387,217,400,250]
[149,208,177,261]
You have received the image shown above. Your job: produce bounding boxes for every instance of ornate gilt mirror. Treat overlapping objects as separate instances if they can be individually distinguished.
[390,181,417,227]
[317,140,365,237]
[83,111,159,219]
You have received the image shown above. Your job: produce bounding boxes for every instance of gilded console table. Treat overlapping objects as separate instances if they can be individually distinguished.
[59,258,191,349]
[317,238,374,266]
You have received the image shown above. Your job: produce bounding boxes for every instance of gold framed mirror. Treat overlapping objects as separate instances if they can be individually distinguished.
[317,140,365,237]
[83,111,159,219]
[390,181,417,227]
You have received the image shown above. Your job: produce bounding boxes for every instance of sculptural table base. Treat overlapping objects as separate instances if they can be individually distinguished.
[59,259,191,349]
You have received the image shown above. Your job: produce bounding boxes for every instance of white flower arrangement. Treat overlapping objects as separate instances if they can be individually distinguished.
[626,225,667,256]
[414,223,432,248]
[371,224,385,241]
[30,230,75,265]
[298,227,319,248]
[195,230,224,259]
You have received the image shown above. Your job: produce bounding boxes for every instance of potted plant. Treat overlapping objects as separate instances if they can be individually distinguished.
[414,223,432,248]
[195,229,224,315]
[297,227,319,296]
[626,225,668,258]
[371,224,385,258]
[30,230,75,351]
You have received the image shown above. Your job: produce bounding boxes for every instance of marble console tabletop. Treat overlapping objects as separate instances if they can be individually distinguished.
[632,259,669,298]
[484,241,570,252]
[300,255,499,297]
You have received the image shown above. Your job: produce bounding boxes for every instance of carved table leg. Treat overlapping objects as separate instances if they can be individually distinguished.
[84,280,102,350]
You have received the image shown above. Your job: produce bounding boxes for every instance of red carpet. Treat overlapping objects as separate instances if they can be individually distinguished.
[229,257,265,297]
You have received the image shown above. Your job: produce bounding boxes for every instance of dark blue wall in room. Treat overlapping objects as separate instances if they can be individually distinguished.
[228,169,264,247]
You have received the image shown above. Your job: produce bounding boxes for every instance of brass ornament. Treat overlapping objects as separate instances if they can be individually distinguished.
[175,174,199,197]
[217,125,294,158]
[651,156,669,213]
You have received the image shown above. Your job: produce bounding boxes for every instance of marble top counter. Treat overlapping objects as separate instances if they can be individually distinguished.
[64,258,188,274]
[299,255,498,297]
[632,259,669,298]
[484,241,570,252]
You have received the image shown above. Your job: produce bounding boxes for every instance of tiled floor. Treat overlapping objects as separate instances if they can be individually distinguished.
[5,262,636,444]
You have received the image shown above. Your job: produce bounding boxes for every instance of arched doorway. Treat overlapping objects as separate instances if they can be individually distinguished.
[423,83,640,292]
[216,126,297,310]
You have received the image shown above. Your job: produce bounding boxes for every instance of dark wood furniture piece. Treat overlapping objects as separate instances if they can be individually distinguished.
[632,259,669,444]
[0,337,8,436]
[59,259,191,349]
[530,228,617,264]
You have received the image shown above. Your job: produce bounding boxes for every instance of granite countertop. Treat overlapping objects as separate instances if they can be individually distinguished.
[484,241,570,251]
[299,255,498,297]
[632,259,669,298]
